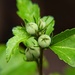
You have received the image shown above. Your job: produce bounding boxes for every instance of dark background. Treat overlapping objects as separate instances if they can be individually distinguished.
[0,0,75,74]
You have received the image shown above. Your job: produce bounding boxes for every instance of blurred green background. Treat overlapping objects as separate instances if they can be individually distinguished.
[0,44,37,75]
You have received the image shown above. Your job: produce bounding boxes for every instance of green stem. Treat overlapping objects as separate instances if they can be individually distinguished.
[36,48,43,75]
[39,48,43,75]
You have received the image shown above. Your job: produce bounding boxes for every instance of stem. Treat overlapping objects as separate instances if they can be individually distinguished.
[36,48,43,75]
[39,48,43,75]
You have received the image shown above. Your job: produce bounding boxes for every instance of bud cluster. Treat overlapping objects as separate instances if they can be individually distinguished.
[25,37,40,61]
[25,19,47,35]
[24,20,51,61]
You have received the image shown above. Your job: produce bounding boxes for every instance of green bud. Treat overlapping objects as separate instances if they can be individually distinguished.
[38,19,46,30]
[38,34,51,48]
[30,47,40,59]
[26,37,38,48]
[25,48,33,61]
[26,22,38,35]
[25,47,40,61]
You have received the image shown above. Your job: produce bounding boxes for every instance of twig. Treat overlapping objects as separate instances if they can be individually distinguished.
[36,48,43,75]
[39,48,43,75]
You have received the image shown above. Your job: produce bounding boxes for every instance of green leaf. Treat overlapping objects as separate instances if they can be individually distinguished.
[50,28,75,67]
[17,0,40,23]
[12,26,29,36]
[33,4,40,24]
[6,26,30,62]
[42,16,55,35]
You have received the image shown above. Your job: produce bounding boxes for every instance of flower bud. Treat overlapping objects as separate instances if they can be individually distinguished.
[25,48,33,61]
[25,47,40,61]
[26,37,38,48]
[30,47,40,59]
[26,22,38,35]
[38,34,51,48]
[38,19,46,30]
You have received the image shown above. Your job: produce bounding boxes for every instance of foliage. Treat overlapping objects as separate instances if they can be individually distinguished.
[6,0,55,62]
[50,28,75,67]
[17,0,40,24]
